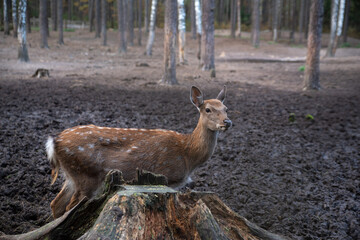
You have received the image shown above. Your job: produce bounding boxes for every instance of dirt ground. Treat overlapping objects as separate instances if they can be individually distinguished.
[0,29,359,240]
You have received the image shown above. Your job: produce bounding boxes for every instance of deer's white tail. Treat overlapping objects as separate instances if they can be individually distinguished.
[46,137,59,185]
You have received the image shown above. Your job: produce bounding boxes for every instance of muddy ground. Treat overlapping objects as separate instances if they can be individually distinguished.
[0,29,359,240]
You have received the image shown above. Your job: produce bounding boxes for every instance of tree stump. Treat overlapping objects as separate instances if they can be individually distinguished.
[0,170,289,240]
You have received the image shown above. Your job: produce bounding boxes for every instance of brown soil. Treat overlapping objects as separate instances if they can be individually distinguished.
[0,29,359,240]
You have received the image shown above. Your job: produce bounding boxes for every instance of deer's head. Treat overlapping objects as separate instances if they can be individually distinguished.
[191,86,232,132]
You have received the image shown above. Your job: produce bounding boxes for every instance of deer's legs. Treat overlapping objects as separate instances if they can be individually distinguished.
[51,180,75,219]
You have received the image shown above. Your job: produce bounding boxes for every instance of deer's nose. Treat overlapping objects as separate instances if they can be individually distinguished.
[223,119,232,129]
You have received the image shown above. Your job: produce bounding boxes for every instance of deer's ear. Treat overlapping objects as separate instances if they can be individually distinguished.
[216,85,226,103]
[190,86,204,109]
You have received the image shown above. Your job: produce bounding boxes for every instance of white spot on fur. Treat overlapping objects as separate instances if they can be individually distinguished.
[66,140,71,143]
[88,143,95,149]
[122,137,127,140]
[130,128,137,131]
[126,149,131,153]
[132,146,138,149]
[98,127,104,129]
[78,146,84,152]
[140,129,146,131]
[79,126,87,129]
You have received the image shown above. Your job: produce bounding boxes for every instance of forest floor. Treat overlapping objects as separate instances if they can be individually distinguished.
[0,29,359,240]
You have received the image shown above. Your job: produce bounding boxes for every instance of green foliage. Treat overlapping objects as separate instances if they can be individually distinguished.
[298,66,305,72]
[340,42,351,48]
[288,113,296,123]
[305,114,314,121]
[64,28,76,32]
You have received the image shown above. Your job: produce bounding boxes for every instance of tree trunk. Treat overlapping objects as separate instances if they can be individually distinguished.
[342,0,350,43]
[201,0,215,76]
[303,0,324,91]
[161,0,178,85]
[195,0,202,60]
[12,0,17,37]
[289,0,296,42]
[58,0,64,44]
[0,170,289,240]
[177,0,186,64]
[251,0,260,48]
[26,1,31,33]
[144,0,149,32]
[145,0,157,55]
[45,0,49,37]
[117,0,126,53]
[127,0,134,46]
[137,0,142,45]
[230,0,236,38]
[278,0,283,38]
[272,0,280,42]
[4,0,10,35]
[40,0,49,48]
[89,0,94,32]
[51,0,57,31]
[237,0,241,38]
[18,0,29,62]
[218,0,224,25]
[325,0,339,57]
[332,0,345,56]
[191,0,196,39]
[304,0,309,39]
[95,0,101,37]
[298,0,305,43]
[101,0,107,45]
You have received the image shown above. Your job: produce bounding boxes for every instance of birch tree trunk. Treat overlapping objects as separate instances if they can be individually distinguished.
[18,0,29,62]
[101,0,107,46]
[237,0,241,38]
[12,0,17,37]
[201,0,215,76]
[325,0,339,57]
[342,0,350,43]
[95,0,101,37]
[298,0,305,43]
[117,0,127,53]
[137,0,142,46]
[303,0,324,91]
[332,0,345,56]
[145,0,158,56]
[51,0,57,31]
[191,0,196,39]
[4,0,10,35]
[177,0,186,64]
[89,0,94,32]
[40,0,49,48]
[161,0,178,85]
[58,0,64,44]
[195,0,202,60]
[251,0,260,48]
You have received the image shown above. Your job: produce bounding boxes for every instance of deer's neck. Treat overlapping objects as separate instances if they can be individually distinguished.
[186,118,219,172]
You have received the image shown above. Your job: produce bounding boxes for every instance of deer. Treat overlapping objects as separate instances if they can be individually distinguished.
[46,86,232,218]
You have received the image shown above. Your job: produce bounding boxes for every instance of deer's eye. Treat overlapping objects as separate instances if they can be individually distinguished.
[205,108,211,113]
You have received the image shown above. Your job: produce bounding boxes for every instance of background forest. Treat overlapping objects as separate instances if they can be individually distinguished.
[0,1,359,240]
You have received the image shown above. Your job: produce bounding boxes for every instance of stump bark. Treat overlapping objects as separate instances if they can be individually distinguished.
[0,170,289,240]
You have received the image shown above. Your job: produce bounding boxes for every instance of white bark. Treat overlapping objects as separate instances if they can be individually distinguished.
[194,0,201,35]
[177,0,186,64]
[336,0,345,36]
[18,0,29,62]
[145,0,158,56]
[326,0,339,57]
